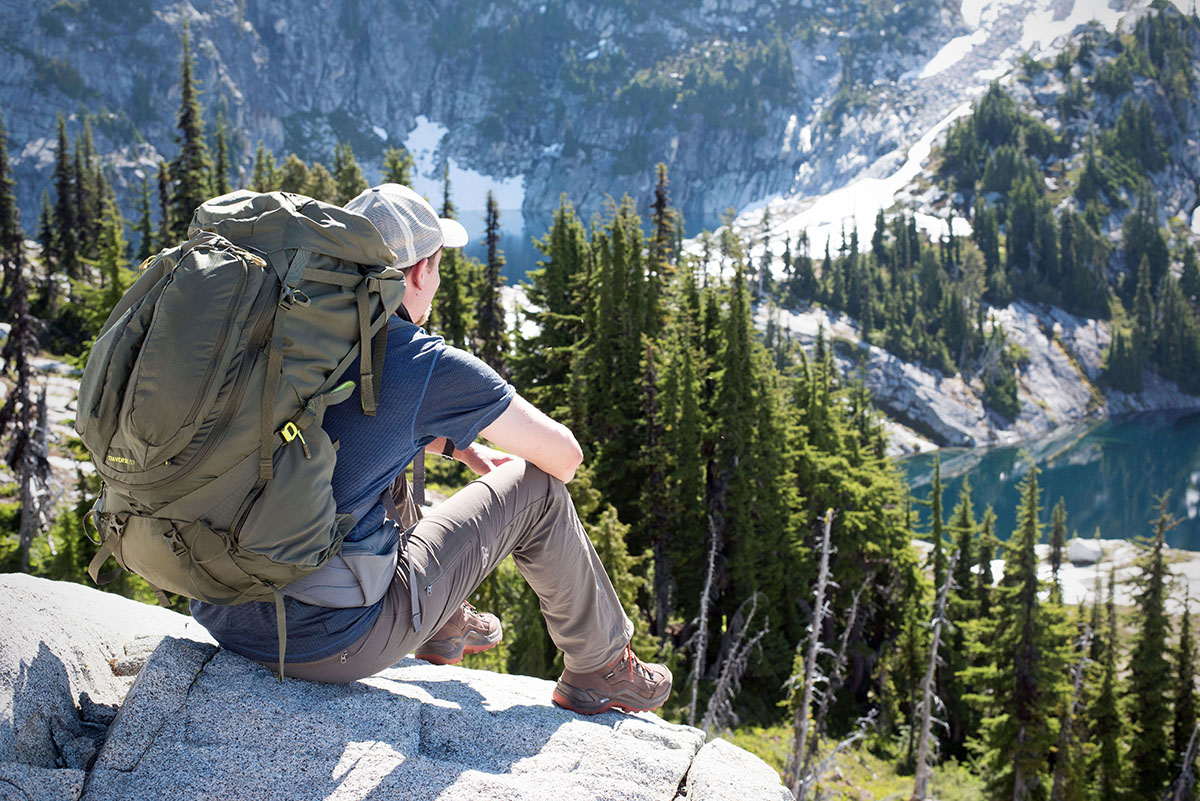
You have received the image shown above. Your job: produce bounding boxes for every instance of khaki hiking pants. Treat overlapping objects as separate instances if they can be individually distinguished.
[278,460,634,682]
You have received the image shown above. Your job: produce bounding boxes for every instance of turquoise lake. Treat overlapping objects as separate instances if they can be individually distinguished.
[901,411,1200,552]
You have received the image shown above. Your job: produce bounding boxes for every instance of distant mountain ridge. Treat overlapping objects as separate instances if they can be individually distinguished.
[4,0,951,225]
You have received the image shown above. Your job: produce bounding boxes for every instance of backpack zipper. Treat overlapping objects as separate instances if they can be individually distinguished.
[175,246,248,434]
[104,276,279,492]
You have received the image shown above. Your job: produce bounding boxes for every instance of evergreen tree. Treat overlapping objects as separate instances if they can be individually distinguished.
[977,506,998,620]
[512,193,587,414]
[73,120,98,259]
[51,114,78,279]
[332,141,367,205]
[661,320,706,631]
[647,163,675,339]
[1090,570,1123,800]
[155,161,172,249]
[213,112,232,196]
[1126,497,1179,801]
[431,170,474,351]
[1181,245,1200,309]
[1132,255,1156,361]
[1050,497,1068,599]
[927,456,948,593]
[1174,593,1198,792]
[34,191,56,311]
[168,22,213,239]
[968,465,1071,801]
[476,192,509,379]
[946,475,979,756]
[250,141,276,192]
[133,177,154,260]
[304,163,336,203]
[278,154,309,194]
[381,145,414,185]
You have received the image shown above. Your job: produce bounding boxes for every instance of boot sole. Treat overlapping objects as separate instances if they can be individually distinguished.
[551,681,671,716]
[414,631,502,666]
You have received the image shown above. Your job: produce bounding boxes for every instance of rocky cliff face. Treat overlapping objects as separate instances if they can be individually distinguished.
[2,0,948,224]
[0,574,791,801]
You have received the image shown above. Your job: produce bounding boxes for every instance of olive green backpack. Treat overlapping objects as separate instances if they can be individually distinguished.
[75,190,406,674]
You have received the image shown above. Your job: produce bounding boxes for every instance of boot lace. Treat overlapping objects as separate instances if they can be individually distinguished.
[619,643,655,681]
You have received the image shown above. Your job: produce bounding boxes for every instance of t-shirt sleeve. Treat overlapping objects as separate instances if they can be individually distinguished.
[413,345,515,449]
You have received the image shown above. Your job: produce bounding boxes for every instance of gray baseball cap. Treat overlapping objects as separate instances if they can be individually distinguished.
[345,183,469,269]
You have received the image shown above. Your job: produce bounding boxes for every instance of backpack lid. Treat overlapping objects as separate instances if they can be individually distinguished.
[189,190,399,272]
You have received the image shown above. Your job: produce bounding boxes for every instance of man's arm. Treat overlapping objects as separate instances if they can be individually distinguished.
[479,394,583,483]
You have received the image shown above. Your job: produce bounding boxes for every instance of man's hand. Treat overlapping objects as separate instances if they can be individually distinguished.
[455,442,518,476]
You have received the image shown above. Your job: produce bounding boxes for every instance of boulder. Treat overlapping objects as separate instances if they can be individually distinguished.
[0,574,211,772]
[3,576,792,801]
[1067,538,1103,566]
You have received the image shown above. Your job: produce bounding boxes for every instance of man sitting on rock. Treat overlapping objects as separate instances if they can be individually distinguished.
[190,184,671,716]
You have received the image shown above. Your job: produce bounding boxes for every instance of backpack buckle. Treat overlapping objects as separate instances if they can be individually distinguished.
[279,286,310,310]
[279,422,311,459]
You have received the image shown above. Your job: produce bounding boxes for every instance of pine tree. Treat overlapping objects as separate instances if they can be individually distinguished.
[476,192,509,379]
[304,162,336,203]
[1181,245,1200,309]
[213,112,232,196]
[381,145,414,185]
[431,169,474,351]
[646,163,675,339]
[51,114,78,279]
[1050,497,1068,600]
[169,21,213,239]
[1126,497,1179,801]
[927,456,948,593]
[1091,570,1123,801]
[155,161,172,249]
[133,177,154,260]
[1132,255,1156,361]
[946,475,979,756]
[250,141,276,192]
[1174,593,1198,792]
[512,193,587,414]
[968,465,1071,801]
[73,120,98,259]
[332,142,367,205]
[278,154,310,194]
[977,506,998,620]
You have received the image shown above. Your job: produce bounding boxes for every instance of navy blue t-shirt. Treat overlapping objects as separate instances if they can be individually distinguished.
[191,315,514,663]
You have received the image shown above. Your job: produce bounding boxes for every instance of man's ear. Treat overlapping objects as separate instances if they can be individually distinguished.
[407,256,431,289]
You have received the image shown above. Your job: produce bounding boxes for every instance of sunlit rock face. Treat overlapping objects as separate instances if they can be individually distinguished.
[1,575,790,801]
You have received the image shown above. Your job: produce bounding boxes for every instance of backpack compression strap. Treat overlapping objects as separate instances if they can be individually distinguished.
[381,487,422,635]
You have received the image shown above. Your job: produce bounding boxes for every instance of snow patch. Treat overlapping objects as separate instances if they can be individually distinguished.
[371,125,388,141]
[404,115,525,211]
[1020,0,1125,53]
[1192,206,1200,236]
[769,102,973,256]
[919,29,988,79]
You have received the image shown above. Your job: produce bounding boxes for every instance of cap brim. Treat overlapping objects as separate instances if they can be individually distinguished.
[439,218,469,248]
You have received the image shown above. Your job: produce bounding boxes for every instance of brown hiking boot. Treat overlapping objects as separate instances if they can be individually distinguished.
[414,602,502,665]
[552,644,672,715]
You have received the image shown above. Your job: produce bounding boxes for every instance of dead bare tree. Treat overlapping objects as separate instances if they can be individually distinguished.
[785,509,836,798]
[1050,625,1094,801]
[1166,721,1200,801]
[807,710,878,801]
[0,224,48,571]
[700,591,770,734]
[688,514,721,727]
[803,583,866,786]
[910,551,958,801]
